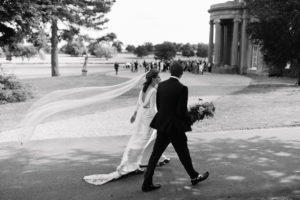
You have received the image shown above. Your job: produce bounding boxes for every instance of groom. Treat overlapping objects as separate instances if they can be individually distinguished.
[142,61,209,192]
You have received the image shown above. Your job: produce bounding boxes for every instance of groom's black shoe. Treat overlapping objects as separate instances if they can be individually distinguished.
[191,171,209,186]
[141,183,161,192]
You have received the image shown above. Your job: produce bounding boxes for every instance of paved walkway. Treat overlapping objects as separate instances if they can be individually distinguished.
[0,127,299,200]
[1,71,299,199]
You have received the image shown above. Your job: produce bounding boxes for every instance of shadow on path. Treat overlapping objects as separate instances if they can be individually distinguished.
[0,135,299,200]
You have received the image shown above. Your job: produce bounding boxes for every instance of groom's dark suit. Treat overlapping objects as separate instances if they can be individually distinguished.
[143,77,198,186]
[150,77,191,134]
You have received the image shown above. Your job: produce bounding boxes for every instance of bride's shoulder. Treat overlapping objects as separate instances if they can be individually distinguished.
[146,87,156,97]
[143,86,156,96]
[151,87,157,93]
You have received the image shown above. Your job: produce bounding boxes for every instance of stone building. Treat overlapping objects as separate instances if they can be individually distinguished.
[208,0,268,75]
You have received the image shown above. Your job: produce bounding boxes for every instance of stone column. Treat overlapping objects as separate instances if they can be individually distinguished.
[223,24,228,65]
[214,19,222,66]
[240,14,249,74]
[231,18,240,69]
[247,40,253,69]
[208,20,214,65]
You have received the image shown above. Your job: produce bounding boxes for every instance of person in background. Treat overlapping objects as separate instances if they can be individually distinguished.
[114,62,119,75]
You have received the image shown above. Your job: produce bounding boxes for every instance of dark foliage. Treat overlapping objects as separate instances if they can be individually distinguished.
[181,43,195,57]
[60,42,86,56]
[196,43,208,58]
[125,45,136,53]
[246,0,300,83]
[0,73,34,104]
[112,41,123,52]
[134,45,150,58]
[154,42,177,61]
[0,0,40,47]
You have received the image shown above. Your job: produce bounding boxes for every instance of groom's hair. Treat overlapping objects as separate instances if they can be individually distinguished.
[170,61,183,78]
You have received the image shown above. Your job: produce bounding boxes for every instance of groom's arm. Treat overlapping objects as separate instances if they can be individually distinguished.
[156,85,160,111]
[176,86,189,120]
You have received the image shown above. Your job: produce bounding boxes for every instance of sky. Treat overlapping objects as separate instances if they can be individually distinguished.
[87,0,226,46]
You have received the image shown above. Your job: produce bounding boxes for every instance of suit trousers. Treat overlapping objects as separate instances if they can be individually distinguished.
[143,131,198,185]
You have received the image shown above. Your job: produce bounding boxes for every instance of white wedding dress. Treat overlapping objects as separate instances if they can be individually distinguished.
[83,86,168,185]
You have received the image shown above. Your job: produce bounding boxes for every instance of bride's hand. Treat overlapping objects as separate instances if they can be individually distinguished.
[130,112,137,123]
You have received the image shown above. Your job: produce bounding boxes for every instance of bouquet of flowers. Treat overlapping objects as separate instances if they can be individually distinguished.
[188,99,215,125]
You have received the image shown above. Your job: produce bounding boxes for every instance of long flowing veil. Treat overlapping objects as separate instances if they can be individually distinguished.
[19,72,147,143]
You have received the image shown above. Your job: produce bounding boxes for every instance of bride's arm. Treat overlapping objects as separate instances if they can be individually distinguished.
[149,90,157,116]
[130,90,142,123]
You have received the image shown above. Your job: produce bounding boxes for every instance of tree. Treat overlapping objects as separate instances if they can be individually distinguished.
[112,40,123,52]
[94,43,117,60]
[88,42,98,56]
[96,32,117,43]
[173,42,183,52]
[27,28,50,52]
[4,44,38,61]
[60,27,88,56]
[181,43,195,57]
[191,44,198,52]
[133,45,149,58]
[88,33,117,55]
[154,42,177,61]
[61,26,80,44]
[246,0,300,84]
[0,0,40,57]
[36,0,115,76]
[0,48,4,58]
[60,41,86,56]
[196,43,208,58]
[144,42,154,53]
[125,45,136,53]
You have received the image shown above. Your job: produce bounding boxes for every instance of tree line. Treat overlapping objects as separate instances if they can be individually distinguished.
[0,0,116,76]
[125,42,208,61]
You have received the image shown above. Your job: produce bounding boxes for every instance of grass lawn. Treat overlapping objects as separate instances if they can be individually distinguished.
[194,75,300,132]
[0,68,299,134]
[0,71,142,132]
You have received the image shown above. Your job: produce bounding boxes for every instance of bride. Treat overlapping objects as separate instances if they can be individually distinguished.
[20,69,169,185]
[83,69,170,185]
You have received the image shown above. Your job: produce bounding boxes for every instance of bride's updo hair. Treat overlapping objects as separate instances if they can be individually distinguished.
[143,69,159,93]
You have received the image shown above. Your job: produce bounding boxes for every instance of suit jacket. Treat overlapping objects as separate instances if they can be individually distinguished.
[150,77,192,135]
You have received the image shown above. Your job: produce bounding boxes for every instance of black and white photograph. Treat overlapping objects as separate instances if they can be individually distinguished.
[0,0,300,199]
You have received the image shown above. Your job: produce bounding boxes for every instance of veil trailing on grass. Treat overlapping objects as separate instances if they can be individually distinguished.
[19,73,147,143]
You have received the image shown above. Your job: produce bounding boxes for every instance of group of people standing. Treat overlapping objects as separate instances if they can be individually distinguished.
[141,60,171,72]
[181,60,208,75]
[124,60,171,73]
[115,59,211,76]
[124,61,139,72]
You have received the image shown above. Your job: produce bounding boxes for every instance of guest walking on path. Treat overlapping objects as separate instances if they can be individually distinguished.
[114,62,119,75]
